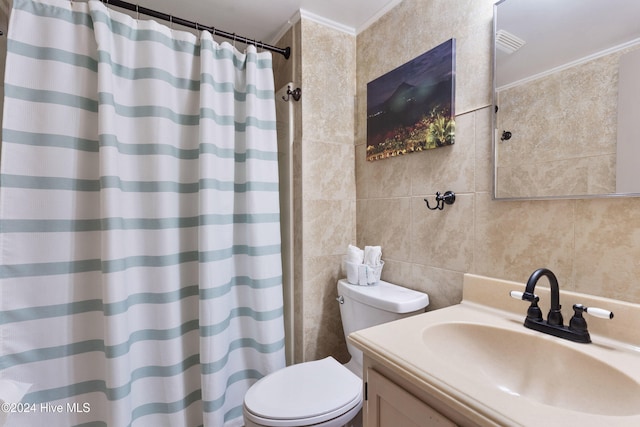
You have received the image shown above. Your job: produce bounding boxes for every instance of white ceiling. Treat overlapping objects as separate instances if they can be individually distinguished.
[496,0,640,87]
[131,0,403,46]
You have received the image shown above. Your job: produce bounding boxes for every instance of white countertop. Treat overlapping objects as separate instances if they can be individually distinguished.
[348,274,640,427]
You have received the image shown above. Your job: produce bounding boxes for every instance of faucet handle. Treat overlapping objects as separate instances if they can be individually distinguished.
[573,303,614,319]
[569,304,614,341]
[584,306,614,319]
[510,290,542,321]
[510,290,536,300]
[510,290,524,300]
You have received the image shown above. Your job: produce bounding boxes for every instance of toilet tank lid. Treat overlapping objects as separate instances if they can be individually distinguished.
[338,279,429,313]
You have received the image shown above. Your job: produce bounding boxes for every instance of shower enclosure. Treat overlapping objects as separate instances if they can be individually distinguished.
[0,1,287,425]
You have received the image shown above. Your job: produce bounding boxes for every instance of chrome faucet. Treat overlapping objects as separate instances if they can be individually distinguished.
[511,268,614,344]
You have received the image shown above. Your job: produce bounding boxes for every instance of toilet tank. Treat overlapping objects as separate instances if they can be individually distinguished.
[337,279,429,370]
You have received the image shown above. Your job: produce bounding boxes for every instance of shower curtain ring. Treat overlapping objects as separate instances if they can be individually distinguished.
[135,4,139,20]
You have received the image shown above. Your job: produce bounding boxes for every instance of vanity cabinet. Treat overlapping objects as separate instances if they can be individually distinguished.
[360,354,487,427]
[351,274,640,426]
[365,367,456,427]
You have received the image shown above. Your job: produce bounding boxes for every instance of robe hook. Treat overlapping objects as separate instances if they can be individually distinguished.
[282,85,301,102]
[424,191,456,211]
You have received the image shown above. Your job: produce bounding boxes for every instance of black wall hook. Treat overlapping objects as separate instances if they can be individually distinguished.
[424,191,456,211]
[282,86,301,102]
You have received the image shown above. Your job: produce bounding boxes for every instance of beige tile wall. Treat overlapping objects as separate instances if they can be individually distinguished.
[355,0,640,329]
[287,0,640,362]
[356,0,493,312]
[286,18,356,363]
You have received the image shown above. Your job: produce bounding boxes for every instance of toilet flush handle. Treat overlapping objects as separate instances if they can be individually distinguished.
[336,295,344,304]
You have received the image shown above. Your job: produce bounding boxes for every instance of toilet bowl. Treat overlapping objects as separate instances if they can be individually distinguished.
[243,357,362,427]
[243,279,429,427]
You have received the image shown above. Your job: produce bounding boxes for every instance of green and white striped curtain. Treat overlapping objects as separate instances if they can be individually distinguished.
[0,0,285,426]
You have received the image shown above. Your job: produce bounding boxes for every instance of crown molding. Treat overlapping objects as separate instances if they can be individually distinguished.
[269,1,403,45]
[299,8,355,35]
[269,8,355,45]
[356,0,402,34]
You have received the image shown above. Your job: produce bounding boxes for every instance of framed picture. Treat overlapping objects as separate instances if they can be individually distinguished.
[366,38,456,161]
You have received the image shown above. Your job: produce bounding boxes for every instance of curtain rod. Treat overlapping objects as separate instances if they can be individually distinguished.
[101,0,291,59]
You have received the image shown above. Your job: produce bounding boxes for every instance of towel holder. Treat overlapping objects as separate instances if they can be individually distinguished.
[424,191,455,211]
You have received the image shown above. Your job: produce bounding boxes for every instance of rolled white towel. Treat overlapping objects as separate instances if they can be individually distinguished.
[346,244,364,264]
[364,245,382,266]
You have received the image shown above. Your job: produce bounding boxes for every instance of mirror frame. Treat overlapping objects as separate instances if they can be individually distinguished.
[492,0,640,201]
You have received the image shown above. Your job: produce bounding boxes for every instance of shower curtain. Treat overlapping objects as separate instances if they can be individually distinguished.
[0,0,285,426]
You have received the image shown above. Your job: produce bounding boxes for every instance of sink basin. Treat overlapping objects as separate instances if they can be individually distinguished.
[422,322,640,416]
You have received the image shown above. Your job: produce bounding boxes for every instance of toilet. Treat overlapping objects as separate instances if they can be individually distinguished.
[243,279,429,427]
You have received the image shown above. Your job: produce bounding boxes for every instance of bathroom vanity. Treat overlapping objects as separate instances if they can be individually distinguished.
[361,359,466,426]
[348,274,640,426]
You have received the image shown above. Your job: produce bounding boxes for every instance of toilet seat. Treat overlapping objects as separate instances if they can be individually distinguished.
[243,357,362,427]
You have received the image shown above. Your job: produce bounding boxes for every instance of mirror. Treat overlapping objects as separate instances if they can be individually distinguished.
[493,0,640,199]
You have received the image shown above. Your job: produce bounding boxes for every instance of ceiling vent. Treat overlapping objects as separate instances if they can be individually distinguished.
[496,29,526,54]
